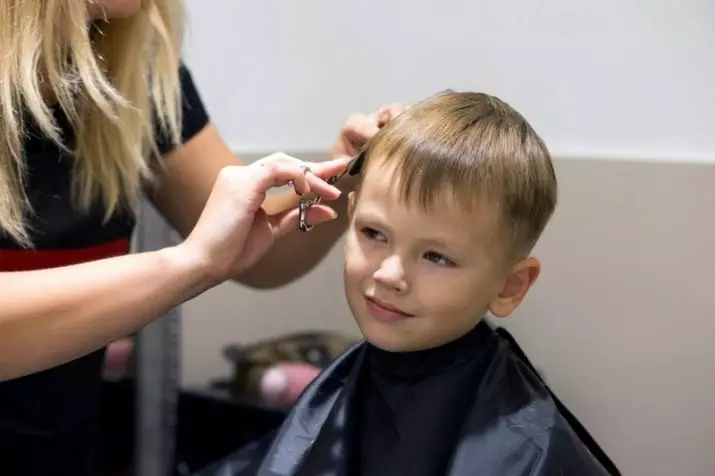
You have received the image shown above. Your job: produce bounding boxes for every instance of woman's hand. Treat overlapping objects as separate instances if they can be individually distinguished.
[180,152,350,282]
[329,103,408,191]
[330,103,409,160]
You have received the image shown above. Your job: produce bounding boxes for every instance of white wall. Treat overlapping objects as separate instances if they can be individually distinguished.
[179,2,715,475]
[182,0,714,159]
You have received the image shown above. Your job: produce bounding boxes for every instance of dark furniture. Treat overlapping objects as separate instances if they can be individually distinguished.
[97,378,286,475]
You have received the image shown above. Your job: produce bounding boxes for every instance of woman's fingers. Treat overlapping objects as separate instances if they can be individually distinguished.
[250,154,343,199]
[251,152,350,200]
[376,103,408,127]
[308,155,353,178]
[341,114,381,149]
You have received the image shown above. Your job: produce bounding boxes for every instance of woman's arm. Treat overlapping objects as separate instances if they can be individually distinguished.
[149,124,350,289]
[0,245,209,381]
[0,155,343,381]
[150,106,405,289]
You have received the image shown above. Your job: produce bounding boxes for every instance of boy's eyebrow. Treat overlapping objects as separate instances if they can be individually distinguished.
[415,237,456,249]
[414,233,482,256]
[353,205,388,224]
[355,207,474,250]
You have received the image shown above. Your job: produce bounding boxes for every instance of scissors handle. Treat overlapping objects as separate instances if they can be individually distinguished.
[297,150,366,233]
[298,198,317,232]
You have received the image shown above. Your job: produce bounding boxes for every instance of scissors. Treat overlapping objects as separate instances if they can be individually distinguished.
[297,149,367,232]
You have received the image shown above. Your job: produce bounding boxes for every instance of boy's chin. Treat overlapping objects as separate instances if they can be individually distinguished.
[358,320,457,353]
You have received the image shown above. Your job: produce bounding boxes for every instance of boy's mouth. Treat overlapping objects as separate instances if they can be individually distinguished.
[364,296,414,323]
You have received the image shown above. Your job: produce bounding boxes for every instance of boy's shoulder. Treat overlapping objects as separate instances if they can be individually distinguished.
[466,327,617,475]
[324,331,614,474]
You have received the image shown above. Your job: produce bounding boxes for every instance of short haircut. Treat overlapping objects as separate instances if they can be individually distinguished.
[359,90,558,257]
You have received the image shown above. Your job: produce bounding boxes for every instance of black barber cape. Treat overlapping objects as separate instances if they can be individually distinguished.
[197,320,620,476]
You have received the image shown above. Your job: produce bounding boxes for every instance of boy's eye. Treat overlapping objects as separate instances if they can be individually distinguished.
[423,251,456,267]
[360,227,386,243]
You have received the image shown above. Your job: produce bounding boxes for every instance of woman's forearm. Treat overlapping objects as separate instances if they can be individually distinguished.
[0,244,212,381]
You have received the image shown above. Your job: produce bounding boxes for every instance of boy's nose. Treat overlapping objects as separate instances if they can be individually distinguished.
[373,255,408,292]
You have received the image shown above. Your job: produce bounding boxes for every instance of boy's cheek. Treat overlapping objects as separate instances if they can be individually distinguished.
[343,236,370,279]
[417,285,485,323]
[343,253,368,288]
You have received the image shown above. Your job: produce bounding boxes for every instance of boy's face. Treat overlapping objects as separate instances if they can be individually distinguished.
[344,164,540,353]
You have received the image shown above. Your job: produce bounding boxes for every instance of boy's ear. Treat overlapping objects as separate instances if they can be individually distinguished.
[347,191,357,222]
[489,257,541,318]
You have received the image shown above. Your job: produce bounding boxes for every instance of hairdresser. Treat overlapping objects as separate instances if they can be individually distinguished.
[0,1,405,474]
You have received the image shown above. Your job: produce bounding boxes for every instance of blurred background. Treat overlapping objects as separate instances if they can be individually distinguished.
[101,1,715,476]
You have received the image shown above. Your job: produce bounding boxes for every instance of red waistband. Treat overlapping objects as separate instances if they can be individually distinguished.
[0,238,131,272]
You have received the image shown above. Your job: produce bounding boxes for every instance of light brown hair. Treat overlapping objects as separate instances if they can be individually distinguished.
[360,90,558,258]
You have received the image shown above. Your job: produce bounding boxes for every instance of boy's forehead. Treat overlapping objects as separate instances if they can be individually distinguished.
[359,159,489,213]
[358,163,399,198]
[357,162,501,243]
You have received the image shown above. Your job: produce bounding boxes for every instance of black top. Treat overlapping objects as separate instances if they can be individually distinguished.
[0,63,210,476]
[355,323,495,476]
[196,320,618,476]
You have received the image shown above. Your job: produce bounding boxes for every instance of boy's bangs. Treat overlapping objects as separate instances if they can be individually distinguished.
[364,124,498,215]
[356,89,557,256]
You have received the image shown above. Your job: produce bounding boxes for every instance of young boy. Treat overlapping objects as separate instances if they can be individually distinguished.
[198,91,618,475]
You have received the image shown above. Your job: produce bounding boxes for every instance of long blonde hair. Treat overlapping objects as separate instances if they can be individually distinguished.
[0,0,185,247]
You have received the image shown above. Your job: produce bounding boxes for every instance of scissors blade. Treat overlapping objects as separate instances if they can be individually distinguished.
[326,148,367,185]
